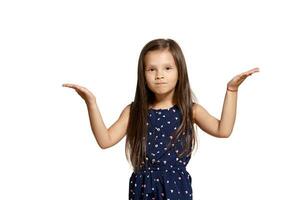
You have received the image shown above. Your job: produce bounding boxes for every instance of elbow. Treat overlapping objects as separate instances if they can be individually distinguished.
[99,145,108,150]
[97,134,112,150]
[98,141,111,150]
[99,144,110,150]
[218,131,232,138]
[217,125,233,138]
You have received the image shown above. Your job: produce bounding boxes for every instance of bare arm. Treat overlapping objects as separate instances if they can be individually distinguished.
[62,83,130,149]
[218,90,237,137]
[219,67,260,137]
[193,67,259,138]
[86,102,130,149]
[193,103,221,138]
[192,90,237,138]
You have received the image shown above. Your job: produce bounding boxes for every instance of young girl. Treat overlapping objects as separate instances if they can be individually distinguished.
[62,38,259,200]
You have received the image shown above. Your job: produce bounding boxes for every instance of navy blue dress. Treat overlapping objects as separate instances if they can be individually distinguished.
[129,104,193,200]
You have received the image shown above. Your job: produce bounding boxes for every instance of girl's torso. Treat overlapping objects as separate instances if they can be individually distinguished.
[145,104,191,169]
[129,104,193,199]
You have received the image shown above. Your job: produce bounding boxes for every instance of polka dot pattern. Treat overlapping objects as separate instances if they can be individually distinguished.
[129,105,193,199]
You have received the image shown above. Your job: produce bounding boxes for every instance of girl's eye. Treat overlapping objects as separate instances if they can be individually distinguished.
[146,67,172,71]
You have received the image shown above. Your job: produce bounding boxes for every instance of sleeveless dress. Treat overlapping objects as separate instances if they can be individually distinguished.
[128,104,193,200]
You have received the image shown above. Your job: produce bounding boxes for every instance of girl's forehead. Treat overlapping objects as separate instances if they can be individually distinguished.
[144,50,175,65]
[145,49,170,57]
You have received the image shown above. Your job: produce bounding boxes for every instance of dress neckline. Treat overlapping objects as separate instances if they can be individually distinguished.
[148,104,177,111]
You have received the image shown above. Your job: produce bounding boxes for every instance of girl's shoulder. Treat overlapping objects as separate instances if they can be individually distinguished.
[192,102,203,122]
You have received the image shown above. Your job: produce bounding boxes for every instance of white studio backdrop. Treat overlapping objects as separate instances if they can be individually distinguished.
[0,0,299,199]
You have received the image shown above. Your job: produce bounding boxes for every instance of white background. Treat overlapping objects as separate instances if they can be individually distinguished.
[1,0,299,199]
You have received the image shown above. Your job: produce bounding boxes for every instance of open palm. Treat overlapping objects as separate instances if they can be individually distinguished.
[62,83,96,104]
[227,67,260,91]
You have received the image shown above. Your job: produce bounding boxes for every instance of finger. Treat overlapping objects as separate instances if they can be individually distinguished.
[63,83,81,90]
[242,69,257,77]
[241,68,258,75]
[234,68,259,79]
[63,83,76,87]
[62,83,74,88]
[74,86,90,95]
[63,84,74,88]
[247,67,260,74]
[247,71,258,76]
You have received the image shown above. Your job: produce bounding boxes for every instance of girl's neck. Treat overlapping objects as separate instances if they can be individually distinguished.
[149,101,177,110]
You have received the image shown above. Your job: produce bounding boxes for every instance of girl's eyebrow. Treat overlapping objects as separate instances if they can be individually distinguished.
[147,64,173,67]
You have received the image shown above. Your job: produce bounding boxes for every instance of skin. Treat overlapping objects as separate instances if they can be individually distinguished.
[143,50,260,138]
[62,51,260,148]
[218,67,260,137]
[144,49,178,109]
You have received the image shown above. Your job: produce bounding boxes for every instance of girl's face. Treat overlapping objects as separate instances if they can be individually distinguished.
[144,49,178,99]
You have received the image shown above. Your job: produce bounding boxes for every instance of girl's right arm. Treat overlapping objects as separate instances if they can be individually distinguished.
[86,102,130,149]
[63,83,130,149]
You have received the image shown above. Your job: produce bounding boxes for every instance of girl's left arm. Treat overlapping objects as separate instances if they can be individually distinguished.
[219,67,260,137]
[193,67,259,138]
[218,89,238,138]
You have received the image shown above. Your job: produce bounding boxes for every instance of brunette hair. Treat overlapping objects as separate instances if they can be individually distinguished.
[125,38,199,173]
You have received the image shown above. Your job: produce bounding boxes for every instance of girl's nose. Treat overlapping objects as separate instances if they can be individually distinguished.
[155,71,164,79]
[155,75,164,80]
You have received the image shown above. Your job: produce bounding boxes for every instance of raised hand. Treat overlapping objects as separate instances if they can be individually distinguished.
[62,83,96,105]
[227,67,260,92]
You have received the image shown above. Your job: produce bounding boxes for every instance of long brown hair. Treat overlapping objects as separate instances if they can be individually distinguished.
[125,38,199,173]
